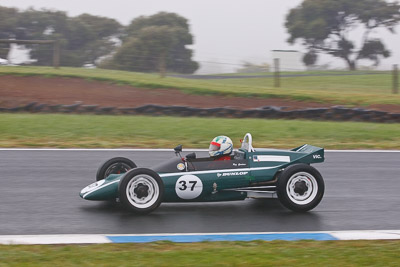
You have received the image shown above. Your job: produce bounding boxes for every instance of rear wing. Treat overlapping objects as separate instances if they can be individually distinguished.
[292,144,324,164]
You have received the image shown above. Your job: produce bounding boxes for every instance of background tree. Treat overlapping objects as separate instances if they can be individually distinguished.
[16,8,69,65]
[0,6,122,66]
[25,12,122,66]
[0,6,19,59]
[102,12,199,74]
[57,14,121,66]
[285,0,400,70]
[302,50,318,67]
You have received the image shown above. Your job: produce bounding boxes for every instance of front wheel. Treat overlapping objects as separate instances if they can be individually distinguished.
[96,157,136,181]
[277,164,324,212]
[118,168,164,214]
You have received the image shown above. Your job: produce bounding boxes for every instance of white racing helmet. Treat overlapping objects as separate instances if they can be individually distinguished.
[209,136,233,157]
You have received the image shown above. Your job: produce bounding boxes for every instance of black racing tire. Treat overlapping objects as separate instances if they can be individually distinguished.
[118,168,164,214]
[96,157,136,181]
[277,164,324,212]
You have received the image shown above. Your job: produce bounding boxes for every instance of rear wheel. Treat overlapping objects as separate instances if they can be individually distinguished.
[277,164,324,212]
[96,157,136,181]
[118,168,164,214]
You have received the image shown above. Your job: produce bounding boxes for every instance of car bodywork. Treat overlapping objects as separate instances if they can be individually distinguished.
[80,134,324,205]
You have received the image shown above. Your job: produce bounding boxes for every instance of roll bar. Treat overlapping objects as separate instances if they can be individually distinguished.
[241,133,255,152]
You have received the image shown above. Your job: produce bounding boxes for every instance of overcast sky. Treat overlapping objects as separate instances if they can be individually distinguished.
[1,0,400,72]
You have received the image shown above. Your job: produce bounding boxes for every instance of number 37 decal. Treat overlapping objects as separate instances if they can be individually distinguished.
[178,180,197,191]
[175,175,203,199]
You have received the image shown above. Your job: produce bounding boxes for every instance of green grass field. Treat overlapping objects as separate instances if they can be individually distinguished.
[211,72,392,94]
[0,66,399,106]
[1,240,400,266]
[1,114,400,149]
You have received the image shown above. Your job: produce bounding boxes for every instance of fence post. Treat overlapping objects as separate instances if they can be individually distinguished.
[393,64,398,94]
[53,40,60,69]
[274,58,280,88]
[158,52,166,78]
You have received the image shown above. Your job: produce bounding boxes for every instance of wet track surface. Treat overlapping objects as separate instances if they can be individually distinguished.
[0,150,399,235]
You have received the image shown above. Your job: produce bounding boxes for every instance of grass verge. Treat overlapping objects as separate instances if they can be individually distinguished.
[0,66,399,106]
[1,113,400,149]
[1,240,400,266]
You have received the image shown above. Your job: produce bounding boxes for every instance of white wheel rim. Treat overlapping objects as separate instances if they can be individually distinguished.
[126,174,159,209]
[286,171,318,205]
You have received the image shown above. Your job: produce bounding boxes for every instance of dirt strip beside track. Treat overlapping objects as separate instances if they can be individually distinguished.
[1,75,400,112]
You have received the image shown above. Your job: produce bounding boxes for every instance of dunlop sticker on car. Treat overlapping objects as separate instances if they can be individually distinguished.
[217,171,249,177]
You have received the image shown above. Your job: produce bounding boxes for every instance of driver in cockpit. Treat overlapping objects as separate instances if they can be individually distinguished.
[208,136,233,161]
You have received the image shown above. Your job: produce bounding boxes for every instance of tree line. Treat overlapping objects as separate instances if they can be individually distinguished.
[1,0,400,72]
[0,6,198,74]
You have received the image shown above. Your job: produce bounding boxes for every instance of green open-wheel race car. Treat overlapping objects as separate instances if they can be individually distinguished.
[80,133,325,214]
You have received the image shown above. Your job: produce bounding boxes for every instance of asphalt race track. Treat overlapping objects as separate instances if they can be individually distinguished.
[0,150,399,235]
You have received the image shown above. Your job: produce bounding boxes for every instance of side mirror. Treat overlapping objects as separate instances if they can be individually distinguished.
[186,152,196,160]
[174,144,183,154]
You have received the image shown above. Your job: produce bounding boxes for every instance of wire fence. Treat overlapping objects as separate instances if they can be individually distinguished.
[0,42,398,94]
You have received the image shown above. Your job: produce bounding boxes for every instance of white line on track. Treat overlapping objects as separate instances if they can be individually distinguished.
[1,230,400,244]
[1,148,400,152]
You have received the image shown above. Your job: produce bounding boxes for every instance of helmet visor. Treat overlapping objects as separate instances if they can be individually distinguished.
[209,142,220,151]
